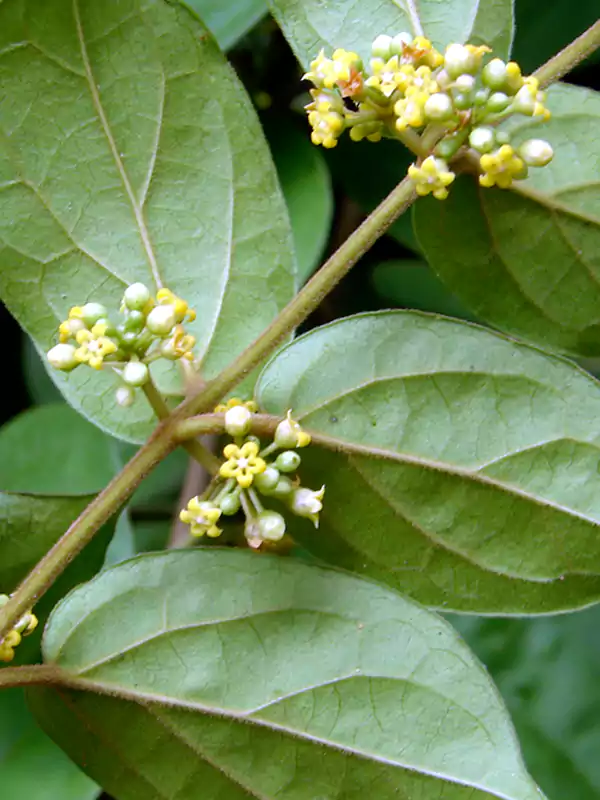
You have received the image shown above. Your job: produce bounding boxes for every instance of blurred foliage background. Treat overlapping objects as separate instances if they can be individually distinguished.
[0,1,599,798]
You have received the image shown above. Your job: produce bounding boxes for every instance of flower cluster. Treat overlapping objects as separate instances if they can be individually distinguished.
[303,35,553,197]
[46,284,196,407]
[0,594,38,663]
[179,400,325,549]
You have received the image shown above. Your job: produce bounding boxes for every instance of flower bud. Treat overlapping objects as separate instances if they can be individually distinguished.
[390,32,412,55]
[424,93,454,121]
[115,386,135,407]
[487,91,510,113]
[122,361,149,387]
[146,305,177,336]
[473,88,490,106]
[435,69,451,90]
[274,411,311,449]
[224,405,252,437]
[452,92,471,111]
[290,486,325,528]
[481,58,508,90]
[371,34,393,59]
[81,302,108,327]
[47,343,78,371]
[444,44,476,78]
[454,74,475,93]
[275,450,302,473]
[512,85,536,115]
[469,126,495,154]
[123,283,151,311]
[254,466,281,493]
[124,310,146,333]
[251,510,286,542]
[518,138,553,167]
[269,475,294,500]
[219,493,241,516]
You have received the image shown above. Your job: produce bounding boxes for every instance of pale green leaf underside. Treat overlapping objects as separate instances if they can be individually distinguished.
[34,549,543,799]
[0,0,295,442]
[267,0,513,69]
[415,84,600,357]
[256,311,600,613]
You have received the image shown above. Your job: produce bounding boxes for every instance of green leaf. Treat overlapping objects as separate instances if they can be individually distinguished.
[451,604,600,799]
[267,0,513,68]
[0,0,295,443]
[183,0,267,50]
[268,117,333,283]
[256,310,600,613]
[0,688,99,800]
[30,549,543,799]
[0,406,116,495]
[414,84,600,357]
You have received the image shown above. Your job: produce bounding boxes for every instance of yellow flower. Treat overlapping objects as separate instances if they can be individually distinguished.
[74,323,118,369]
[479,145,526,189]
[408,156,456,200]
[220,441,266,488]
[275,410,311,449]
[0,629,22,662]
[405,36,443,69]
[58,317,86,343]
[303,48,361,89]
[214,397,258,413]
[0,596,38,662]
[161,325,195,361]
[365,56,410,97]
[179,497,222,538]
[393,66,439,130]
[156,288,196,323]
[307,107,345,148]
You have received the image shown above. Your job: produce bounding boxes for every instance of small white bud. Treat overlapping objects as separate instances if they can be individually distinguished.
[122,361,149,387]
[116,386,135,407]
[290,486,325,528]
[47,343,78,371]
[512,85,536,115]
[274,410,310,448]
[123,283,151,311]
[224,405,252,437]
[518,139,553,167]
[435,69,452,90]
[390,32,412,55]
[455,74,475,93]
[146,305,176,336]
[81,302,108,327]
[481,58,508,90]
[371,34,393,59]
[424,93,454,121]
[469,126,496,153]
[444,44,476,78]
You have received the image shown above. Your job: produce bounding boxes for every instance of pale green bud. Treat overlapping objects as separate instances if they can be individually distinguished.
[518,139,553,167]
[390,32,412,55]
[290,486,325,528]
[453,92,471,111]
[254,466,281,493]
[469,126,495,153]
[115,386,135,407]
[444,44,476,78]
[269,475,294,500]
[146,305,176,336]
[371,34,393,59]
[454,74,475,93]
[123,283,151,311]
[435,69,451,90]
[275,451,302,473]
[122,361,149,387]
[81,302,108,327]
[473,89,490,106]
[487,91,510,112]
[47,343,78,371]
[274,411,311,449]
[224,405,252,437]
[253,510,286,542]
[124,310,146,333]
[424,93,454,121]
[481,58,508,90]
[219,493,241,515]
[511,85,536,115]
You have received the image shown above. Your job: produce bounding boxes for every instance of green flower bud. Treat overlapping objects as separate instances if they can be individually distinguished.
[47,343,78,371]
[115,386,135,407]
[487,91,510,112]
[269,475,294,500]
[119,330,139,348]
[122,361,149,387]
[244,435,261,448]
[511,85,536,115]
[219,493,241,516]
[444,44,476,79]
[481,58,508,91]
[123,282,151,311]
[224,405,252,437]
[123,310,146,333]
[518,138,553,167]
[454,74,475,93]
[469,126,495,154]
[95,318,117,336]
[453,92,472,111]
[434,130,468,159]
[252,510,286,542]
[424,93,454,121]
[275,450,302,473]
[81,302,108,327]
[146,305,176,336]
[473,88,490,106]
[371,34,393,59]
[254,466,281,493]
[274,411,311,449]
[390,32,412,55]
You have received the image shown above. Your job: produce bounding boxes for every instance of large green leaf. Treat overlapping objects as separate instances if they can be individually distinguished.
[267,0,513,68]
[0,405,116,495]
[256,311,600,613]
[0,688,99,800]
[415,84,600,357]
[30,549,543,799]
[184,0,267,50]
[0,0,295,443]
[452,604,600,800]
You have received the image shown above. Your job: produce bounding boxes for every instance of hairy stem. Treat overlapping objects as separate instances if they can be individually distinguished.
[533,19,600,87]
[0,664,64,690]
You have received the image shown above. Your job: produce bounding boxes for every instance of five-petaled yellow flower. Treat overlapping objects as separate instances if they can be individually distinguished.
[220,441,266,488]
[74,323,118,369]
[179,497,222,538]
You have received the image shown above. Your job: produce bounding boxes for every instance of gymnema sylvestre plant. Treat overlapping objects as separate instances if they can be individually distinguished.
[0,0,599,797]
